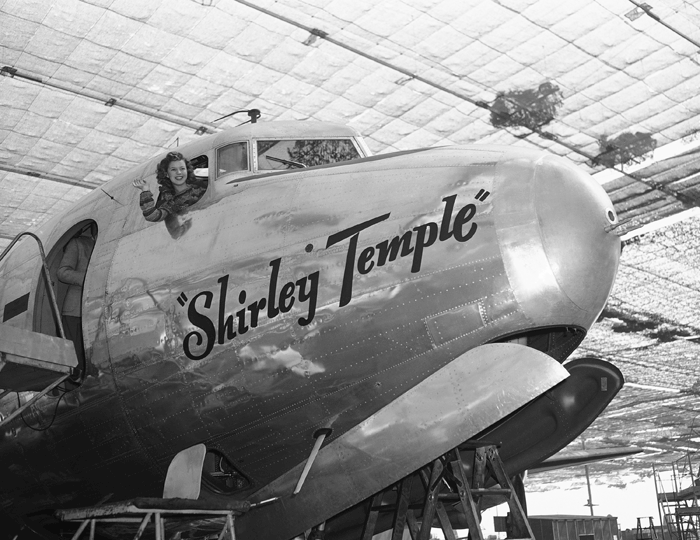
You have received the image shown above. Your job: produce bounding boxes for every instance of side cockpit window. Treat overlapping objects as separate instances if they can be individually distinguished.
[217,142,249,179]
[257,139,361,171]
[191,154,210,183]
[133,151,210,239]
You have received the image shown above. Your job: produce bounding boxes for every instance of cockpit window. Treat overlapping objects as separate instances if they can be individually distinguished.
[257,139,361,170]
[217,142,249,179]
[191,154,209,182]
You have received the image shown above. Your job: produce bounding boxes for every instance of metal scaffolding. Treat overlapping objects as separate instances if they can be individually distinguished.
[654,453,700,540]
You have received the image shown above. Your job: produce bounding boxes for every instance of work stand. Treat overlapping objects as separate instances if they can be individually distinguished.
[53,444,262,540]
[55,497,250,540]
[358,442,534,540]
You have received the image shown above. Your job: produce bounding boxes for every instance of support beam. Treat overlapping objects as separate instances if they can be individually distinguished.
[360,493,383,540]
[0,163,97,190]
[392,477,413,540]
[417,460,445,540]
[1,67,218,135]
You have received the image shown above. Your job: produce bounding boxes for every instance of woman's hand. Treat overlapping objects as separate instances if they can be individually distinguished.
[132,178,149,192]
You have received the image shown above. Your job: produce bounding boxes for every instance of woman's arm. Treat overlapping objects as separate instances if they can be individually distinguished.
[133,179,170,222]
[139,190,170,222]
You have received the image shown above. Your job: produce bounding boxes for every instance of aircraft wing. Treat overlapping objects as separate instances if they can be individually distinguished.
[528,446,643,474]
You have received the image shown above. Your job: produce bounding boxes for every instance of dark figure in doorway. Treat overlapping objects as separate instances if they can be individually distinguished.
[57,225,95,372]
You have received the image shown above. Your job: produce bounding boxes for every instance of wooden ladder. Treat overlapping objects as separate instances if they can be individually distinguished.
[360,441,535,540]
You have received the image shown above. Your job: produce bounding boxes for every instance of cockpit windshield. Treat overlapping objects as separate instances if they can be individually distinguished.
[257,139,361,170]
[217,142,249,177]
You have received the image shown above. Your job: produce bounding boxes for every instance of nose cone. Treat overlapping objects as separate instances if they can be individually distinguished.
[535,155,620,316]
[494,151,620,329]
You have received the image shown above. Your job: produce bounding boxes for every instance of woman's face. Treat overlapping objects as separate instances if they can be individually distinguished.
[167,160,188,192]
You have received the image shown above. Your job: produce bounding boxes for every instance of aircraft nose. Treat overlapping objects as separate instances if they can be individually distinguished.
[534,156,620,316]
[496,152,620,327]
[533,155,620,316]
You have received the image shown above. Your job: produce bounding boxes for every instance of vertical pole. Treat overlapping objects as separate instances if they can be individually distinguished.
[472,447,486,516]
[155,512,162,540]
[227,513,236,540]
[417,459,445,540]
[361,493,384,540]
[392,477,413,540]
[89,519,95,540]
[448,448,484,540]
[687,453,698,506]
[653,464,667,540]
[672,463,679,494]
[584,464,594,516]
[582,439,594,516]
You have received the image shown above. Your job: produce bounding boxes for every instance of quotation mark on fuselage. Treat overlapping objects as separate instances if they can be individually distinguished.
[475,189,490,202]
[177,293,188,307]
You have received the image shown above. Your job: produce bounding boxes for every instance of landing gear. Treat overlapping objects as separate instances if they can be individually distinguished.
[359,441,534,540]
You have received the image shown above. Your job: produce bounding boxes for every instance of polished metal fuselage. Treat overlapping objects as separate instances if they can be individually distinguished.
[0,124,620,536]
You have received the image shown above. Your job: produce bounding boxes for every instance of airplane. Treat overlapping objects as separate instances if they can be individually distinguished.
[0,114,624,539]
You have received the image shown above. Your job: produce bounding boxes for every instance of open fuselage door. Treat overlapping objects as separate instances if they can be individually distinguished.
[0,220,97,428]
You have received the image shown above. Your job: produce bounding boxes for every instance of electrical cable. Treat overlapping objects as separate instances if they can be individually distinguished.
[16,383,75,432]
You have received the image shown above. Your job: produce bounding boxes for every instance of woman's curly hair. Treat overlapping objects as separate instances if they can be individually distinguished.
[156,152,196,193]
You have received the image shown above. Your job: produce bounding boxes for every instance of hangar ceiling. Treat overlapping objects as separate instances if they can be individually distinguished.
[2,0,700,497]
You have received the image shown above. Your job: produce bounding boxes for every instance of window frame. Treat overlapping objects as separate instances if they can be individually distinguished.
[253,137,363,173]
[213,135,366,187]
[214,141,252,183]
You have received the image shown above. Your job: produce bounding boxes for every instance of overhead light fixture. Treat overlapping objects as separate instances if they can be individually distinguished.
[625,5,650,21]
[302,34,319,46]
[0,66,41,83]
[625,1,700,48]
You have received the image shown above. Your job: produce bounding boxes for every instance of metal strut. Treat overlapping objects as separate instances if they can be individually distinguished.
[360,441,535,540]
[0,232,81,431]
[0,232,65,338]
